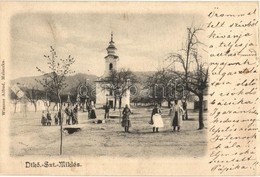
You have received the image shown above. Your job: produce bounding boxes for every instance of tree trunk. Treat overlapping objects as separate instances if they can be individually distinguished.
[14,103,17,113]
[185,109,189,120]
[119,97,122,109]
[33,102,37,112]
[198,94,204,130]
[184,100,188,120]
[114,96,117,111]
[58,94,63,155]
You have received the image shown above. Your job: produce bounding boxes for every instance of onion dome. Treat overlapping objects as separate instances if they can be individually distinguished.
[105,32,118,59]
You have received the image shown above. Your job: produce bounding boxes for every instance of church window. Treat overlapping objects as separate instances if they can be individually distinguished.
[109,63,113,70]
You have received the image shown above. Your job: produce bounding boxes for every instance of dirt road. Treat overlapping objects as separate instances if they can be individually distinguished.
[10,107,207,157]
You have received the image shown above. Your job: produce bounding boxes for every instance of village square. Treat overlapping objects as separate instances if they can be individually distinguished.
[9,14,208,156]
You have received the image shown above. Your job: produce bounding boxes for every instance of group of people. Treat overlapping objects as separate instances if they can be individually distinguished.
[40,101,98,126]
[41,100,187,133]
[41,110,52,126]
[64,105,79,125]
[121,100,186,133]
[41,104,79,126]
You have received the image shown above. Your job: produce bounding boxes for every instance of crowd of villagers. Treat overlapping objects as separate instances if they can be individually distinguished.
[121,99,187,133]
[41,99,187,134]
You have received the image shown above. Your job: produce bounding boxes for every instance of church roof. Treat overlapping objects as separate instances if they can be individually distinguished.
[106,44,117,50]
[106,32,118,57]
[105,55,118,59]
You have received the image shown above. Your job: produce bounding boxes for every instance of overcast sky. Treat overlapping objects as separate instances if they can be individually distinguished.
[11,13,205,79]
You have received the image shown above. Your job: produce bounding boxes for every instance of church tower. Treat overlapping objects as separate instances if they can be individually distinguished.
[95,32,130,109]
[104,32,119,77]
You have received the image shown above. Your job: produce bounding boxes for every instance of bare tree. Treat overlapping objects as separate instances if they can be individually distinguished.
[10,89,21,113]
[100,68,137,110]
[145,69,175,107]
[166,25,208,129]
[36,46,75,155]
[42,91,51,111]
[24,87,43,112]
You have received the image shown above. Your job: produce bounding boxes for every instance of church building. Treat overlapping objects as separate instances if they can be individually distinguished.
[95,33,130,109]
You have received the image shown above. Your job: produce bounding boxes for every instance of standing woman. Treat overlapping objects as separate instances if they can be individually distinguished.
[89,105,97,119]
[121,104,132,133]
[41,111,47,126]
[150,104,164,133]
[73,105,79,124]
[171,100,184,132]
[64,105,71,125]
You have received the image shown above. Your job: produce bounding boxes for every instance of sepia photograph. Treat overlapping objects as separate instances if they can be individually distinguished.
[9,13,208,157]
[1,2,259,176]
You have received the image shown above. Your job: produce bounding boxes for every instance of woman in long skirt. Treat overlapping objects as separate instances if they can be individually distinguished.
[41,111,47,126]
[64,106,71,125]
[89,107,97,119]
[150,104,164,133]
[170,100,184,132]
[121,104,132,133]
[73,105,79,124]
[88,101,97,119]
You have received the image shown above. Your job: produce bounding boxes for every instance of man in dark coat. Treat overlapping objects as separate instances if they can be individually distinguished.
[104,103,110,119]
[182,100,188,120]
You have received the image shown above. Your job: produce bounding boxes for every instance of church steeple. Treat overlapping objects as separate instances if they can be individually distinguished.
[106,32,118,57]
[111,32,113,42]
[104,32,119,77]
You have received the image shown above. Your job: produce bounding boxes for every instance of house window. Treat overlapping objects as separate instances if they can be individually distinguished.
[109,100,113,108]
[109,63,113,70]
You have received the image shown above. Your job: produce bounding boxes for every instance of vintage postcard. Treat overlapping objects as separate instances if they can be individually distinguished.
[0,2,259,175]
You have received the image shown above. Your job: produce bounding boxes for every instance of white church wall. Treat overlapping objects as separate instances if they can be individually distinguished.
[121,90,130,107]
[95,82,107,108]
[187,101,194,110]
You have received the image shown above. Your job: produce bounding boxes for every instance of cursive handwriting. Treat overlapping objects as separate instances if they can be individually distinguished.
[208,6,259,175]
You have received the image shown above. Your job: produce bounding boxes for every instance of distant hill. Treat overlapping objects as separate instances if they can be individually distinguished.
[10,71,155,93]
[10,75,44,88]
[134,71,156,76]
[133,71,156,83]
[10,73,98,94]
